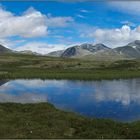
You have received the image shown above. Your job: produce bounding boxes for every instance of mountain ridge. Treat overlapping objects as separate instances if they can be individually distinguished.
[47,40,140,59]
[0,40,140,60]
[114,40,140,58]
[0,45,12,54]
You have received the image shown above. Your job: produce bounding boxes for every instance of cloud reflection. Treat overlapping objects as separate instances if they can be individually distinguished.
[0,93,47,103]
[0,79,140,106]
[80,79,140,106]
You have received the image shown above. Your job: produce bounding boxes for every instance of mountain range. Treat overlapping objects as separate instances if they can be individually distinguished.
[47,40,140,60]
[0,40,140,60]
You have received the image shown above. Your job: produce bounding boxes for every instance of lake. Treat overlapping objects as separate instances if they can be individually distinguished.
[0,78,140,122]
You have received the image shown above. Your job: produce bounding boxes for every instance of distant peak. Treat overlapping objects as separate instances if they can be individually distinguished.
[94,43,106,46]
[80,43,92,46]
[128,40,140,46]
[134,40,140,42]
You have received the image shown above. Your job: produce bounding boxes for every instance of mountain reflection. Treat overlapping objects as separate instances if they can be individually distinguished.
[0,80,9,86]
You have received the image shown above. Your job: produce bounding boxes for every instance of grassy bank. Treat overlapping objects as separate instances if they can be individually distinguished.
[0,102,139,139]
[0,69,140,80]
[0,54,140,79]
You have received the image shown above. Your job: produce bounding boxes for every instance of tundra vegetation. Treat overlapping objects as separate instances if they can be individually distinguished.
[0,103,140,139]
[0,53,140,80]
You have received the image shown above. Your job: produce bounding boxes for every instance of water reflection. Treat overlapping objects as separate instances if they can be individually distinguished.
[0,79,140,121]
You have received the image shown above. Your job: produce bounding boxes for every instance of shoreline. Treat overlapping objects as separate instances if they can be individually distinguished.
[0,102,139,139]
[0,69,140,80]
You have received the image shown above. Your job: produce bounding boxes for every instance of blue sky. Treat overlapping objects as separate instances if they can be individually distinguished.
[0,1,140,54]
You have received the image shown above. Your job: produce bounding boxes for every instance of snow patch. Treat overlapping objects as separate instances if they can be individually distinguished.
[132,46,137,49]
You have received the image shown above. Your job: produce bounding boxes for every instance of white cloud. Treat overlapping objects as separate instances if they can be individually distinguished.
[85,25,140,47]
[109,1,140,15]
[0,6,74,38]
[0,38,15,49]
[16,42,67,54]
[76,14,85,19]
[80,9,89,13]
[46,14,74,28]
[121,21,136,27]
[0,7,48,38]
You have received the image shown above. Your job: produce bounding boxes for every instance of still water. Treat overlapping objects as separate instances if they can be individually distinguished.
[0,79,140,122]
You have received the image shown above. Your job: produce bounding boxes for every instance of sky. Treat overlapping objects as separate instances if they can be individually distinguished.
[0,1,140,54]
